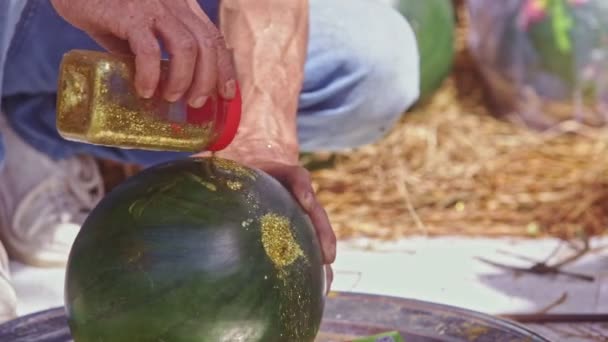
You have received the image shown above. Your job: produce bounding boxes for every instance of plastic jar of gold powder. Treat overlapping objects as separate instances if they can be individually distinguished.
[56,49,241,152]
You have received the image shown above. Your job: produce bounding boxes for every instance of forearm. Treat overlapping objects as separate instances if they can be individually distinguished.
[219,0,308,162]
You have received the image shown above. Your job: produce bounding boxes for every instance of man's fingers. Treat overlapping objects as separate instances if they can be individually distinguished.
[88,33,132,55]
[180,19,220,108]
[307,195,337,264]
[217,45,237,99]
[127,28,162,99]
[54,0,233,104]
[264,165,336,264]
[325,265,334,295]
[287,168,337,264]
[181,0,236,100]
[153,15,198,102]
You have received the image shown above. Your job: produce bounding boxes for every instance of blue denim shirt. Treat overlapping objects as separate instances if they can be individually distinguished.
[0,0,26,163]
[0,0,26,97]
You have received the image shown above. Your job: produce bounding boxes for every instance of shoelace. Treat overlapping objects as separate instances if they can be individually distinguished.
[12,156,104,246]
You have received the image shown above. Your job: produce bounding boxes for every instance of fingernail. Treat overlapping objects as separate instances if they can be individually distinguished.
[223,80,236,99]
[166,93,181,103]
[323,266,330,294]
[325,241,336,262]
[302,191,314,209]
[141,88,154,99]
[189,95,208,108]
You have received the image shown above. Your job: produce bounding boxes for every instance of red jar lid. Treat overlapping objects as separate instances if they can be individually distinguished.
[208,83,242,151]
[185,82,242,152]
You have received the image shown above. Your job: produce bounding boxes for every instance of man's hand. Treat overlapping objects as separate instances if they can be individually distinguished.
[258,162,336,266]
[50,0,237,108]
[251,160,336,295]
[212,145,336,265]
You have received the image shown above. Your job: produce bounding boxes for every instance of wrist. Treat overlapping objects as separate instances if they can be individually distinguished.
[219,135,300,165]
[221,104,300,164]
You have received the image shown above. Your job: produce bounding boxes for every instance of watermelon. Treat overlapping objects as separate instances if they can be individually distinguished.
[392,0,455,101]
[467,0,608,128]
[525,0,608,98]
[64,157,326,341]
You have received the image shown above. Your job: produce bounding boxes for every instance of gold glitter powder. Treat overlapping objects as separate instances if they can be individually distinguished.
[260,213,304,268]
[241,218,254,228]
[210,157,257,180]
[276,266,315,340]
[56,50,216,152]
[246,192,260,212]
[226,180,243,190]
[259,214,319,340]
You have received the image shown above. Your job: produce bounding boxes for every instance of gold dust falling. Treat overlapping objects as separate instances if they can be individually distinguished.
[211,157,257,180]
[260,213,304,268]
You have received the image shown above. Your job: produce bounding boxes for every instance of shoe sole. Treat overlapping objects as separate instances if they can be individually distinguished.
[0,197,68,268]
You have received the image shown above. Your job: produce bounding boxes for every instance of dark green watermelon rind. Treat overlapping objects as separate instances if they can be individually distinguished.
[396,0,455,101]
[65,157,325,342]
[242,162,326,342]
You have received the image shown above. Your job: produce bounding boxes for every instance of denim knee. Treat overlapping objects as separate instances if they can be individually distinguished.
[297,0,420,152]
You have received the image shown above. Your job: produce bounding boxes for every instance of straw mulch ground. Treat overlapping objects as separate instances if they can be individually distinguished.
[308,5,608,241]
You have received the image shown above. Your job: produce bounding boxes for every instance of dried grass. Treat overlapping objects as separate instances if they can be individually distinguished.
[309,3,608,241]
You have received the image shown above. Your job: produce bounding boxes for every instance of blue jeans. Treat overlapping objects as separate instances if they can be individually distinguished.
[0,0,419,167]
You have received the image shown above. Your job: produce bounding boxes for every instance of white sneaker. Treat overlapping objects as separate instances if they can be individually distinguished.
[0,115,104,267]
[0,241,17,324]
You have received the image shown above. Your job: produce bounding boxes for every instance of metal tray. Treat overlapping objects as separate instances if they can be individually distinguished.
[0,291,551,341]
